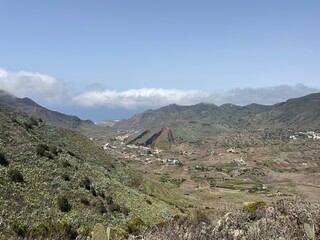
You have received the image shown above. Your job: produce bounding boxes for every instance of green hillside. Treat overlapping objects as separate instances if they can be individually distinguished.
[114,93,320,131]
[0,104,182,239]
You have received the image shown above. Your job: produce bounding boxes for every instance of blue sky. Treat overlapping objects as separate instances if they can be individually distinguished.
[0,1,319,120]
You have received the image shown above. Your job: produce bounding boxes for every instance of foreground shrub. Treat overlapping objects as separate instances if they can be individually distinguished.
[0,152,9,166]
[36,144,56,159]
[80,197,90,206]
[57,196,72,212]
[80,177,91,190]
[11,222,27,238]
[106,196,114,204]
[91,187,97,197]
[62,160,72,168]
[109,203,121,212]
[43,151,54,159]
[243,201,266,220]
[61,174,70,181]
[8,168,24,183]
[36,144,49,156]
[49,145,59,156]
[127,218,145,235]
[97,202,107,214]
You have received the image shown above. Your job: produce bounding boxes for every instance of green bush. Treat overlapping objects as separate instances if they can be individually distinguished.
[0,152,9,166]
[62,160,72,168]
[81,177,91,190]
[36,144,56,159]
[127,218,145,235]
[8,168,24,183]
[29,116,39,126]
[23,121,33,130]
[36,144,49,156]
[243,201,266,220]
[98,191,106,199]
[67,150,76,157]
[249,183,264,193]
[62,174,70,181]
[11,222,28,238]
[159,172,170,183]
[80,197,90,206]
[91,187,97,197]
[97,202,107,214]
[43,151,54,159]
[109,203,121,212]
[57,196,72,212]
[121,206,130,216]
[49,145,59,156]
[61,223,78,239]
[106,196,113,204]
[28,222,77,239]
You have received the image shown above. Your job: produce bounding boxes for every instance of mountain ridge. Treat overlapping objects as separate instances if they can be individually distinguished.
[0,89,94,129]
[114,92,320,131]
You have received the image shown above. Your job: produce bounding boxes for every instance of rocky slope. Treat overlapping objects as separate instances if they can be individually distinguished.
[126,128,175,149]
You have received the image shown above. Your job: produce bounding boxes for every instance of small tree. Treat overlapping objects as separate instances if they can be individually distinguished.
[57,195,72,212]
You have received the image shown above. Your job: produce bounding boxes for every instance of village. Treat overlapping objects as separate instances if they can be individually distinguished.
[289,131,320,140]
[102,133,182,166]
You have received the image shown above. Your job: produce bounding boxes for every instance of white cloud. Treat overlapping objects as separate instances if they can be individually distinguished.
[71,88,208,108]
[71,84,319,108]
[0,68,68,103]
[0,68,319,109]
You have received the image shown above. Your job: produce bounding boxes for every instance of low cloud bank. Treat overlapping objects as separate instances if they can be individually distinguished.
[71,84,319,108]
[71,88,208,108]
[0,68,318,109]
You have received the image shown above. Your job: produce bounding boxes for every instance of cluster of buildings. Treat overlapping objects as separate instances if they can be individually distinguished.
[289,131,320,140]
